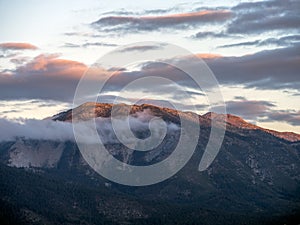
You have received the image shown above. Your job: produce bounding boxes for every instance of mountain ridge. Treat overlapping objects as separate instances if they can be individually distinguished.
[51,102,300,142]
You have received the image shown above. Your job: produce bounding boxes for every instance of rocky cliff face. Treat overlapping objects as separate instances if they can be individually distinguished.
[6,139,64,168]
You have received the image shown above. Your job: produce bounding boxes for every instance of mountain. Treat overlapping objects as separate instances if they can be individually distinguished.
[0,102,300,225]
[53,102,300,142]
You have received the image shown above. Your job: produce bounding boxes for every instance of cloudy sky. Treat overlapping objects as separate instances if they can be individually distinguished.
[0,0,299,133]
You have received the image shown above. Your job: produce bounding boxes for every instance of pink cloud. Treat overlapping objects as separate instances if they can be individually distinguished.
[0,42,38,50]
[141,10,232,22]
[16,54,88,78]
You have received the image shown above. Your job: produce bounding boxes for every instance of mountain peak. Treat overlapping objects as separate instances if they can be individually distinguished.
[52,102,300,142]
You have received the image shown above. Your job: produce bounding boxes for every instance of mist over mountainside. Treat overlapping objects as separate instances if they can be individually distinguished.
[0,102,300,225]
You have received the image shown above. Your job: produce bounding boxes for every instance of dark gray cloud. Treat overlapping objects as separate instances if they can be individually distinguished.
[82,42,118,47]
[219,40,260,48]
[0,54,87,102]
[0,53,203,104]
[92,10,232,33]
[106,44,300,91]
[144,8,176,15]
[0,52,204,103]
[1,42,299,106]
[97,95,207,111]
[192,0,299,41]
[264,110,300,126]
[218,35,300,48]
[193,31,231,39]
[100,62,202,93]
[63,42,118,48]
[224,100,275,119]
[282,90,300,96]
[208,44,300,90]
[88,0,299,39]
[101,7,177,16]
[234,96,246,100]
[10,56,30,65]
[64,32,79,36]
[118,45,162,52]
[78,44,300,95]
[227,0,300,34]
[63,32,105,38]
[100,9,136,16]
[63,43,81,48]
[213,99,300,127]
[1,109,22,114]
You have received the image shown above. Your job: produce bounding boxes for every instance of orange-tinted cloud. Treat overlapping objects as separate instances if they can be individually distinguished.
[16,54,87,78]
[0,54,121,101]
[195,53,223,59]
[0,54,89,101]
[176,53,223,62]
[142,10,231,21]
[0,42,38,50]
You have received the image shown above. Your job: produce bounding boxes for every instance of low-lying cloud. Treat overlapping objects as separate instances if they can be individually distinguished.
[0,110,179,146]
[0,118,74,142]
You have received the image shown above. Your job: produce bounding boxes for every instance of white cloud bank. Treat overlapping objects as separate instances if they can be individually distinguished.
[0,110,179,145]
